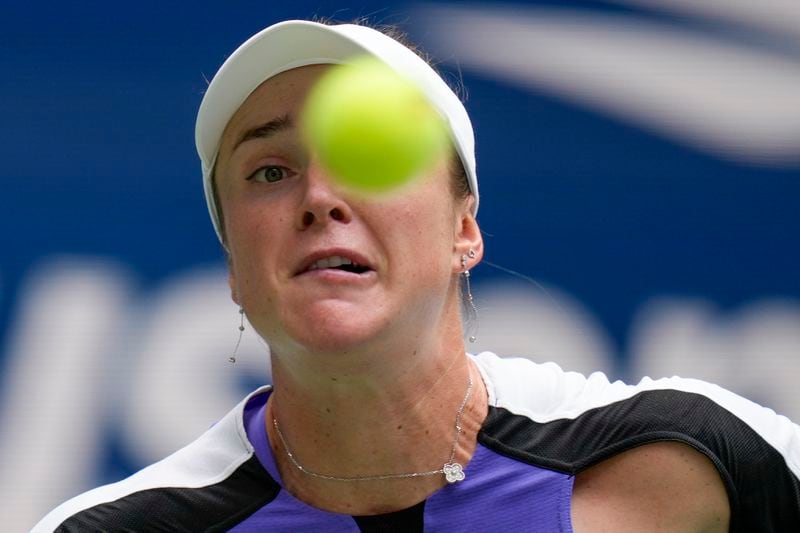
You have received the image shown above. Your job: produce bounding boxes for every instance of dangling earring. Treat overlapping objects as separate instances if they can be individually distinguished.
[229,307,245,364]
[461,249,478,343]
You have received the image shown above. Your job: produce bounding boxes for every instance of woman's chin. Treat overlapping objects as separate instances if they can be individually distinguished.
[281,302,391,350]
[295,328,383,355]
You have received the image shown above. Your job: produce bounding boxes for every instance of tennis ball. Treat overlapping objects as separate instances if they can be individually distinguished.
[302,56,449,193]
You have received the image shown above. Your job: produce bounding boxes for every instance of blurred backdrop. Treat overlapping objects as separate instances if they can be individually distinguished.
[2,1,799,529]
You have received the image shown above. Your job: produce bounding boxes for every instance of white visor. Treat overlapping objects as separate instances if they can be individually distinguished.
[195,20,478,244]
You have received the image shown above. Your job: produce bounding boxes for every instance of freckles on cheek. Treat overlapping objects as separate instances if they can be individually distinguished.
[397,205,423,231]
[233,210,276,243]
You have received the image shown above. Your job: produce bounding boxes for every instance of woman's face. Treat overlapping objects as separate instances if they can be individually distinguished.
[215,64,480,355]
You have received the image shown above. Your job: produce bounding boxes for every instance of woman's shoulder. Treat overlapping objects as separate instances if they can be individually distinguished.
[571,440,730,532]
[473,351,800,530]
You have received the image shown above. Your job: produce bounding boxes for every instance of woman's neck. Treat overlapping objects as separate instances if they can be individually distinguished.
[265,342,488,515]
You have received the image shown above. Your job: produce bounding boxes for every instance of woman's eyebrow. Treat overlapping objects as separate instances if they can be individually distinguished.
[234,113,293,152]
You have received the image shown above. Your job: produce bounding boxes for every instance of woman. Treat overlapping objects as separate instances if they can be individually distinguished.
[35,19,799,532]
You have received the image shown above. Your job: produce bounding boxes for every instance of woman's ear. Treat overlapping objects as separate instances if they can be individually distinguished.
[453,199,484,272]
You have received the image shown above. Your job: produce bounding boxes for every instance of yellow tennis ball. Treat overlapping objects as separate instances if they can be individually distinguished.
[302,56,449,193]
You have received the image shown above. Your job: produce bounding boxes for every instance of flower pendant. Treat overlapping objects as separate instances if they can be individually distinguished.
[443,462,465,483]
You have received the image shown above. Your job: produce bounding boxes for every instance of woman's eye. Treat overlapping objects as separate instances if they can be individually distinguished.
[247,165,292,183]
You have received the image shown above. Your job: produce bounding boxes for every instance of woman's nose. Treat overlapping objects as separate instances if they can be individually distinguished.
[296,163,353,229]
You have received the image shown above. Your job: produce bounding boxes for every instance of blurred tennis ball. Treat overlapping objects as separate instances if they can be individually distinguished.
[302,56,448,193]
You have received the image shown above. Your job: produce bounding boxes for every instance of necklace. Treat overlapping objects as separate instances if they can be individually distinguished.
[273,374,473,484]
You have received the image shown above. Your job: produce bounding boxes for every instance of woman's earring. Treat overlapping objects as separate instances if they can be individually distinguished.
[229,307,245,364]
[461,250,478,343]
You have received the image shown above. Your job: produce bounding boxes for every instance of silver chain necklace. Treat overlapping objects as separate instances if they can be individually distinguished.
[273,374,473,484]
